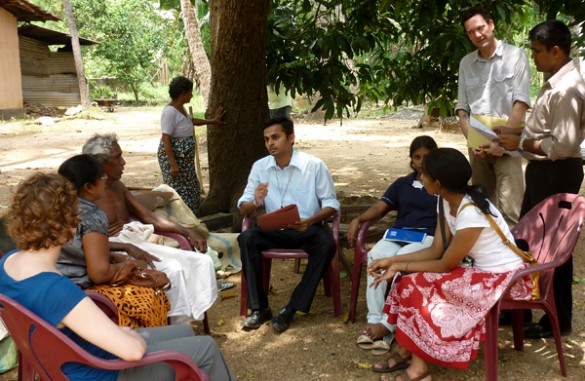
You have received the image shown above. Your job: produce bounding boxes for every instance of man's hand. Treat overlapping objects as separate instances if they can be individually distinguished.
[493,126,522,136]
[254,182,269,207]
[124,244,160,269]
[496,134,520,151]
[186,229,207,252]
[288,218,311,232]
[478,141,506,157]
[470,148,487,158]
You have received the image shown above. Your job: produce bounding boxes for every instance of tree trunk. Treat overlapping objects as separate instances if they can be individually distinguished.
[180,0,211,108]
[201,0,270,221]
[62,0,90,108]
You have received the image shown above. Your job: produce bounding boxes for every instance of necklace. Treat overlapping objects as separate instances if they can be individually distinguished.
[274,167,294,208]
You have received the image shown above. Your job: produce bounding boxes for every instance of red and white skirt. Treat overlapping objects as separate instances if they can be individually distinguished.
[383,265,532,369]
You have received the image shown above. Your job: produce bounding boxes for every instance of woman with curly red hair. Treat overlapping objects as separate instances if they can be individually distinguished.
[1,173,236,381]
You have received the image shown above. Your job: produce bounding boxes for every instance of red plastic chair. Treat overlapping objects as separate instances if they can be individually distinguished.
[348,219,375,323]
[0,293,209,381]
[483,193,585,381]
[239,212,343,317]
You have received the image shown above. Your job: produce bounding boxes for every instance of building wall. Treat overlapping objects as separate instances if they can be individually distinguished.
[0,8,24,111]
[20,36,81,107]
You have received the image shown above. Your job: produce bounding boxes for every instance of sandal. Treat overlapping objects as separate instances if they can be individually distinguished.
[356,334,375,350]
[380,369,431,381]
[370,340,391,356]
[372,352,411,373]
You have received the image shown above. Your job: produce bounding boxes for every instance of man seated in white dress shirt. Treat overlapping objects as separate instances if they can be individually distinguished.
[237,116,340,333]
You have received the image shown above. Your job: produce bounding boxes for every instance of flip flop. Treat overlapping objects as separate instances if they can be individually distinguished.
[372,353,411,373]
[356,334,375,350]
[370,340,391,355]
[380,369,431,381]
[217,279,234,292]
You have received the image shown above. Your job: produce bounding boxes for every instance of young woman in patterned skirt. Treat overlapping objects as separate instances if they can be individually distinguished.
[368,148,532,381]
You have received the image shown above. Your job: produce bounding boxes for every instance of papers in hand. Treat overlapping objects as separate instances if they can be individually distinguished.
[257,204,300,231]
[470,116,498,141]
[468,115,523,157]
[383,228,426,244]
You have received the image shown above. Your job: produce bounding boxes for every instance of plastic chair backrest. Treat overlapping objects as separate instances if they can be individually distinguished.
[0,293,208,381]
[511,193,585,297]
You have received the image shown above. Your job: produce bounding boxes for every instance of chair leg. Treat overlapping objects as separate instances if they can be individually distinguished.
[322,268,333,297]
[511,309,525,351]
[262,258,272,294]
[483,308,499,381]
[240,272,248,317]
[545,304,568,377]
[294,258,301,273]
[203,312,210,335]
[349,261,364,323]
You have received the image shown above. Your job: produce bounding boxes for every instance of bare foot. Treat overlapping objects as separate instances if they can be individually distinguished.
[362,323,390,340]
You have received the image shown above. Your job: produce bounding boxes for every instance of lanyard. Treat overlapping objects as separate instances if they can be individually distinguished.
[274,167,294,208]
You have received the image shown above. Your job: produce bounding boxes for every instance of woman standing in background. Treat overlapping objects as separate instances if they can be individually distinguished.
[158,76,224,216]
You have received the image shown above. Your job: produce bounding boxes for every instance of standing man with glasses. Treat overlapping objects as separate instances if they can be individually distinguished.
[455,4,531,228]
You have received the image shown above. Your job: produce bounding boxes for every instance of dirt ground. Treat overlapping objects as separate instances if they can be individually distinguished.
[1,107,585,380]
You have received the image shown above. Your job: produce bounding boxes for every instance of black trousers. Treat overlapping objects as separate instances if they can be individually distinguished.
[521,158,584,331]
[238,225,335,313]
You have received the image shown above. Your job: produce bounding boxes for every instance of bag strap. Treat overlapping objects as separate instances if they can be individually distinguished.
[438,197,448,251]
[485,213,538,265]
[439,198,475,251]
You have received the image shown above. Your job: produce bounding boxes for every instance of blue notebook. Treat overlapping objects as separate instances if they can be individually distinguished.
[383,228,426,243]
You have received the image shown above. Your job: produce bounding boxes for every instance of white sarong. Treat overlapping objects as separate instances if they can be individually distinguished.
[110,221,217,320]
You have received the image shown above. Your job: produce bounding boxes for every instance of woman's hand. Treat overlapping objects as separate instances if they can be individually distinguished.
[367,257,393,278]
[124,244,160,269]
[170,162,180,178]
[212,107,225,124]
[369,265,398,289]
[346,218,360,247]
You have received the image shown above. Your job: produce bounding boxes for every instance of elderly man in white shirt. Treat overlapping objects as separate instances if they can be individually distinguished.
[237,116,340,333]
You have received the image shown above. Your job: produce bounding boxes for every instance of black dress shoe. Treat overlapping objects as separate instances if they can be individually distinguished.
[524,324,571,339]
[242,308,272,330]
[498,310,532,326]
[272,307,294,333]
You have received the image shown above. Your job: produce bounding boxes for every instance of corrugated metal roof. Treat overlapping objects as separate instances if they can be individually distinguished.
[0,0,60,22]
[19,24,98,46]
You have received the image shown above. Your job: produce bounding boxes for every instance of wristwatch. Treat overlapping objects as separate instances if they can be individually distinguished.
[517,134,526,154]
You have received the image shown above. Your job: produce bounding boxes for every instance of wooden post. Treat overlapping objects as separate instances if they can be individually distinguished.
[190,106,205,194]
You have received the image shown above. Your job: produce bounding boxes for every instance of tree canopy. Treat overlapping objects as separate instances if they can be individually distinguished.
[266,0,585,119]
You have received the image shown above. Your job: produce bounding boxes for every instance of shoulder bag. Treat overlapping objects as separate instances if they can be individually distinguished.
[485,213,541,300]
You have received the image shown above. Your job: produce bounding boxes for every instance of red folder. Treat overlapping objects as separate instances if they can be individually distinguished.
[257,204,300,231]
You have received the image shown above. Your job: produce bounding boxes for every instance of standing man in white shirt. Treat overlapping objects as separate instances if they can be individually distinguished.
[455,4,530,227]
[237,116,340,333]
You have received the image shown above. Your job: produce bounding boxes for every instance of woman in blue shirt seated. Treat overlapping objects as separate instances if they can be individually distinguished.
[1,173,236,381]
[347,136,438,351]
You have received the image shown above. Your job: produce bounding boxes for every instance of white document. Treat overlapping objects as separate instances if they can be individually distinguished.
[470,116,497,140]
[470,116,522,157]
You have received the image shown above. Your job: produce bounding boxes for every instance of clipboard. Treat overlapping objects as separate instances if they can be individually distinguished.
[257,204,300,231]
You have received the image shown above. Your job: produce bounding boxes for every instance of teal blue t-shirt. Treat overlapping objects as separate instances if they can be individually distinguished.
[0,251,118,381]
